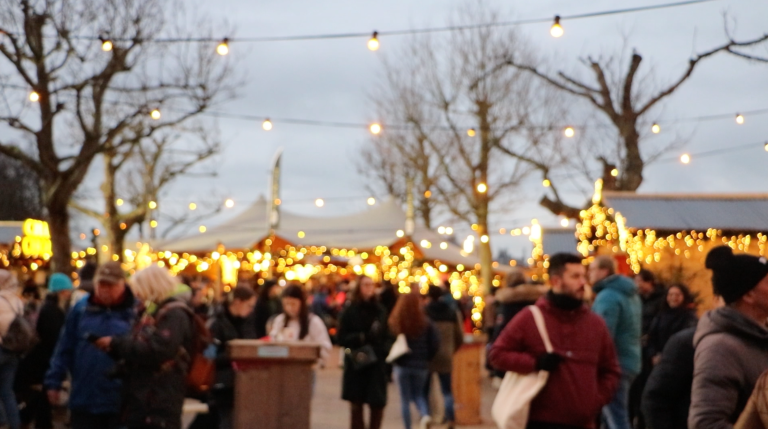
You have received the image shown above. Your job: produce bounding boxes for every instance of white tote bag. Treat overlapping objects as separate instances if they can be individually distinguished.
[386,333,412,363]
[491,305,554,429]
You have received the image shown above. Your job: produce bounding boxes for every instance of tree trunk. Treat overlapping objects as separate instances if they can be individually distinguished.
[619,125,643,191]
[47,200,73,274]
[419,196,432,229]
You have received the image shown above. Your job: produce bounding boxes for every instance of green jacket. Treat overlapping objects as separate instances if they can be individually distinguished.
[592,274,642,376]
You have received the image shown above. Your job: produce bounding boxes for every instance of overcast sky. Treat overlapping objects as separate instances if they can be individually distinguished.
[78,0,768,256]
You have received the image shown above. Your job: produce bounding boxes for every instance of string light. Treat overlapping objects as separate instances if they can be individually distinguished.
[216,38,229,56]
[764,142,768,152]
[315,198,325,207]
[29,91,39,102]
[611,168,619,177]
[467,128,476,137]
[199,225,206,233]
[550,16,564,38]
[225,198,235,208]
[116,198,124,206]
[396,229,405,238]
[101,38,113,52]
[560,218,570,227]
[445,227,453,235]
[736,113,745,125]
[150,220,158,228]
[298,231,305,238]
[542,179,551,187]
[480,235,490,243]
[680,153,691,164]
[440,242,448,250]
[189,203,197,210]
[424,190,432,198]
[369,123,382,135]
[367,197,376,205]
[150,108,161,120]
[477,183,488,193]
[262,119,273,131]
[564,126,575,138]
[367,31,379,51]
[148,201,157,209]
[651,123,661,134]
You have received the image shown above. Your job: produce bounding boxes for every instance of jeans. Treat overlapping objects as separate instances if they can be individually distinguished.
[70,410,121,429]
[602,373,635,429]
[436,372,456,423]
[394,366,430,429]
[0,348,20,429]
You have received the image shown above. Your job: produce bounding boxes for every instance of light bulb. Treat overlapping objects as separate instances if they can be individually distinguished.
[367,197,376,206]
[101,39,113,52]
[216,38,229,56]
[367,31,379,51]
[542,179,551,187]
[611,168,619,177]
[189,203,197,210]
[651,123,661,134]
[560,218,570,227]
[680,153,691,164]
[199,225,206,233]
[315,198,324,207]
[564,126,575,138]
[467,128,476,137]
[116,198,124,206]
[150,108,161,120]
[148,201,157,209]
[480,235,489,243]
[396,230,405,238]
[150,220,158,228]
[550,16,564,38]
[736,114,745,125]
[369,123,382,135]
[225,198,235,208]
[445,227,453,235]
[440,242,448,250]
[29,91,39,102]
[764,142,768,152]
[424,190,432,198]
[476,183,487,193]
[262,119,273,131]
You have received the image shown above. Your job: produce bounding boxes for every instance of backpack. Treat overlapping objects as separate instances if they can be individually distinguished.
[156,301,215,394]
[0,295,39,354]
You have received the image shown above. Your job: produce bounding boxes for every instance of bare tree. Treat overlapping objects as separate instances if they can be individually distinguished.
[497,29,768,216]
[364,6,569,293]
[0,0,235,272]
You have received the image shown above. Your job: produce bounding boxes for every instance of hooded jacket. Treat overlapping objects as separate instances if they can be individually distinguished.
[689,307,768,429]
[489,296,621,429]
[492,284,548,343]
[592,274,642,376]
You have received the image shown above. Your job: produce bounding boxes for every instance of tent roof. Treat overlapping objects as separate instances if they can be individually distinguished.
[603,192,768,232]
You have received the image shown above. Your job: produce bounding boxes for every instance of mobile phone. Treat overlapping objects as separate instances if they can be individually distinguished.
[85,333,100,343]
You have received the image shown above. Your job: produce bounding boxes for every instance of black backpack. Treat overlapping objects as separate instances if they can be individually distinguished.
[0,295,39,354]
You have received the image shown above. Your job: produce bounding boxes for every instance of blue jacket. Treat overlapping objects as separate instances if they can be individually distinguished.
[44,289,137,414]
[592,274,642,376]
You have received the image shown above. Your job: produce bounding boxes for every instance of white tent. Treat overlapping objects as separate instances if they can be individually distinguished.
[155,197,479,266]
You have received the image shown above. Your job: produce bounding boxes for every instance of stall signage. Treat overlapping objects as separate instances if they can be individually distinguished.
[22,219,52,259]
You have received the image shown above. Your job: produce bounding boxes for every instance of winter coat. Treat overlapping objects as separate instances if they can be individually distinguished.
[337,299,392,408]
[393,322,439,370]
[641,287,667,336]
[44,290,137,414]
[489,297,621,429]
[110,298,195,429]
[426,300,463,374]
[592,274,642,376]
[20,293,67,385]
[208,307,257,405]
[641,327,695,429]
[491,284,548,343]
[646,306,697,359]
[689,307,768,429]
[0,289,24,342]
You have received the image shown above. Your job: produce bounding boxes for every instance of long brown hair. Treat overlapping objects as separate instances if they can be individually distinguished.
[281,284,310,339]
[388,291,427,339]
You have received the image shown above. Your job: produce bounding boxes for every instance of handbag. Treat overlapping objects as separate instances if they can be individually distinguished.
[386,333,411,363]
[491,305,554,429]
[346,344,378,370]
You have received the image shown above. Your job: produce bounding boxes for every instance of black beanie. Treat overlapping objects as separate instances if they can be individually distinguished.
[705,246,768,304]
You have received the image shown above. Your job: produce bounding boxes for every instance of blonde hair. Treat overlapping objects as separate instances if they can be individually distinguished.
[130,265,177,303]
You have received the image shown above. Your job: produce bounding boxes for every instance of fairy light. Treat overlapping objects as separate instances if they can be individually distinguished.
[150,220,158,228]
[564,126,575,138]
[680,153,691,164]
[148,201,157,209]
[543,179,551,187]
[561,218,570,227]
[199,225,206,233]
[467,128,476,137]
[189,203,197,210]
[424,190,432,198]
[225,198,235,208]
[396,230,405,238]
[367,197,376,205]
[651,123,661,134]
[216,38,230,56]
[101,38,113,52]
[315,198,325,207]
[611,168,619,177]
[262,119,273,131]
[480,235,489,243]
[116,198,124,206]
[367,31,379,51]
[550,16,564,38]
[445,227,453,235]
[764,142,768,152]
[736,114,745,125]
[150,108,161,120]
[29,91,39,102]
[369,123,382,135]
[476,183,487,193]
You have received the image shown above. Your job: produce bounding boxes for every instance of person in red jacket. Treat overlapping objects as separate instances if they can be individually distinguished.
[489,253,621,429]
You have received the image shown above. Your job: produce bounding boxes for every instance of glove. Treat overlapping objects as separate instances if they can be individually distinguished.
[535,353,562,372]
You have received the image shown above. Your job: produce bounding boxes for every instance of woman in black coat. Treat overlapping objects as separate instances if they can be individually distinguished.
[337,277,392,429]
[646,284,698,365]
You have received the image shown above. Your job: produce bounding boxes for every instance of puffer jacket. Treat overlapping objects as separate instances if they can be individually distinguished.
[425,300,463,374]
[689,307,768,429]
[110,298,195,429]
[592,274,642,376]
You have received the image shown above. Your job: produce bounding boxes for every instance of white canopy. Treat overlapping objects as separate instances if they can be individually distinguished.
[155,197,479,266]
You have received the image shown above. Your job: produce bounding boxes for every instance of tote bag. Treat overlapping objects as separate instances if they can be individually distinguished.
[491,305,554,429]
[386,333,411,363]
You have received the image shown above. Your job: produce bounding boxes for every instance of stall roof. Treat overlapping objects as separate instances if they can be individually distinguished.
[0,222,22,244]
[603,192,768,232]
[542,228,578,256]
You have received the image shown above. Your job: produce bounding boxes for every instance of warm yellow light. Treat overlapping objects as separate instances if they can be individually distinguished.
[764,142,768,152]
[424,190,432,198]
[480,235,489,243]
[440,242,448,250]
[560,218,570,227]
[199,225,206,233]
[736,114,745,125]
[298,231,305,238]
[225,198,235,208]
[148,201,157,209]
[369,123,382,135]
[564,126,575,138]
[367,31,379,51]
[438,226,446,234]
[550,16,564,38]
[150,109,161,120]
[542,179,551,187]
[476,183,487,193]
[150,220,158,228]
[445,227,453,235]
[116,198,124,206]
[262,119,273,131]
[367,197,376,206]
[522,226,531,235]
[499,228,506,235]
[680,153,691,164]
[651,123,661,134]
[101,39,113,52]
[467,128,476,137]
[420,239,431,248]
[611,168,619,177]
[396,229,405,238]
[189,203,197,210]
[29,91,40,102]
[216,38,229,56]
[119,222,127,230]
[315,198,324,207]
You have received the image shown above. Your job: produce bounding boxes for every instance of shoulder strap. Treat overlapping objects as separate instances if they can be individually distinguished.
[528,305,553,353]
[0,294,22,316]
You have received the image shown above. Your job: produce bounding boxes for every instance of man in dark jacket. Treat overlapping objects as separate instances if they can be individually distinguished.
[490,253,621,429]
[689,246,768,429]
[44,262,136,429]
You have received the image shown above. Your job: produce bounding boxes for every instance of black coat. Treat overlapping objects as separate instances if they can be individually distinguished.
[18,294,67,385]
[208,307,257,405]
[646,307,697,359]
[110,298,195,429]
[253,298,281,339]
[642,327,696,429]
[641,287,667,336]
[337,300,392,408]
